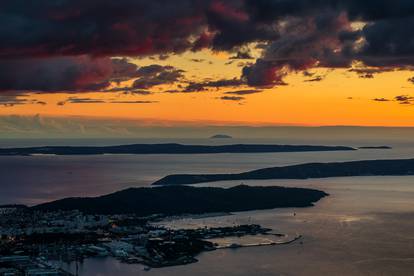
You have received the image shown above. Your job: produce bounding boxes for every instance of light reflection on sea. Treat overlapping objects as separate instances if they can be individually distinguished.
[1,138,414,275]
[59,176,414,276]
[2,138,414,205]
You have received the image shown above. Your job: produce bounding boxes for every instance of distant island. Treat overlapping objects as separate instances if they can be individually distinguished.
[153,158,414,186]
[0,143,355,156]
[358,146,392,149]
[210,134,233,139]
[33,185,328,215]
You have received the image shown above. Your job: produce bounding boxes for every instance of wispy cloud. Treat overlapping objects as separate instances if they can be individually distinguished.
[224,89,262,95]
[372,98,390,102]
[0,95,46,107]
[220,96,245,101]
[58,97,158,106]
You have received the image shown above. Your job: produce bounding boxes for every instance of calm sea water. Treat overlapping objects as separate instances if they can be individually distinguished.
[2,138,414,205]
[1,138,414,275]
[58,176,414,276]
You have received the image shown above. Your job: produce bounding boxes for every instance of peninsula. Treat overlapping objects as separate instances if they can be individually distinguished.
[153,158,414,186]
[358,146,392,149]
[33,185,327,215]
[0,143,355,156]
[1,185,326,272]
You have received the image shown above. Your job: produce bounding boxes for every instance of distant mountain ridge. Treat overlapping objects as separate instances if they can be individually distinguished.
[152,158,414,186]
[0,143,355,156]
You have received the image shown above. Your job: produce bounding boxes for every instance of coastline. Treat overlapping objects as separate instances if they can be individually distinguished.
[0,143,356,156]
[153,158,414,186]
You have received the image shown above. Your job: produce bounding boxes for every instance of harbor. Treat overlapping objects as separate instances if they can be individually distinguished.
[0,206,298,273]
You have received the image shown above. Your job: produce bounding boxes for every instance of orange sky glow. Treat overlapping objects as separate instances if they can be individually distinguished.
[3,2,414,128]
[2,49,414,126]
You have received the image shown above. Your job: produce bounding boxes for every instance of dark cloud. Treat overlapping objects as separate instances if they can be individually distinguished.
[183,78,244,92]
[229,48,254,59]
[224,89,262,95]
[0,0,294,59]
[189,58,205,63]
[0,1,274,58]
[304,76,324,82]
[58,97,157,105]
[0,56,184,94]
[158,55,170,61]
[0,56,114,93]
[3,0,414,93]
[395,95,412,102]
[163,89,182,94]
[206,1,279,51]
[241,0,414,87]
[132,65,185,89]
[241,10,353,87]
[349,68,398,79]
[355,18,414,68]
[124,90,153,95]
[303,71,315,77]
[245,0,414,23]
[106,87,153,95]
[242,59,288,87]
[111,58,140,82]
[0,95,46,107]
[109,100,158,104]
[372,98,390,102]
[395,95,414,105]
[356,73,374,79]
[57,97,106,105]
[372,94,414,105]
[0,1,205,94]
[0,1,211,58]
[220,95,245,101]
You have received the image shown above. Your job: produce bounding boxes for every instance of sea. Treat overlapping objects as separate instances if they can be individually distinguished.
[1,137,414,275]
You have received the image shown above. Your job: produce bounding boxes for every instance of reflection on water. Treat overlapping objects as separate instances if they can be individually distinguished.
[2,138,414,275]
[2,139,414,205]
[207,234,296,248]
[58,176,414,276]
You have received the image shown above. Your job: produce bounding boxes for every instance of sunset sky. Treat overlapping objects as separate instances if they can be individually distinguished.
[2,1,414,127]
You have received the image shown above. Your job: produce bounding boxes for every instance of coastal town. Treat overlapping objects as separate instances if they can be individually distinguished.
[0,205,298,275]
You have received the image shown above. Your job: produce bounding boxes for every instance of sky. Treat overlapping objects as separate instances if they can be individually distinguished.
[1,1,414,127]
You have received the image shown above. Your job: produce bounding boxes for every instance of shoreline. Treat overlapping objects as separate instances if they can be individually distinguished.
[0,143,356,156]
[153,158,414,186]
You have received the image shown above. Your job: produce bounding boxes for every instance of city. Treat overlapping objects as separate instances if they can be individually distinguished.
[0,205,296,275]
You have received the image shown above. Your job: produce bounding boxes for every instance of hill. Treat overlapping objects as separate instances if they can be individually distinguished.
[33,185,328,215]
[153,158,414,186]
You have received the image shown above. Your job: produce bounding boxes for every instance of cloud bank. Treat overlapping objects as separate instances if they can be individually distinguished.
[3,0,414,95]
